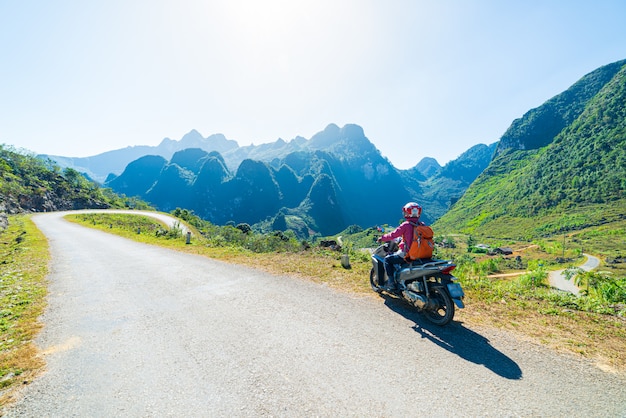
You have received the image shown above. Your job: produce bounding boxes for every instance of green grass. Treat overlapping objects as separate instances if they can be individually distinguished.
[68,212,187,243]
[0,216,48,406]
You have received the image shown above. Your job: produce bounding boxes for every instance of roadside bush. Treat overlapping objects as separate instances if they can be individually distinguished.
[564,268,626,315]
[517,261,548,288]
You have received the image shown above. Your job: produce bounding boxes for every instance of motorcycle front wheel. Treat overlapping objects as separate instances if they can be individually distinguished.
[369,267,383,293]
[423,286,455,326]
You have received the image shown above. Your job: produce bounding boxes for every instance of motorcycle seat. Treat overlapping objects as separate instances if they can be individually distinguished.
[404,258,450,268]
[406,258,434,266]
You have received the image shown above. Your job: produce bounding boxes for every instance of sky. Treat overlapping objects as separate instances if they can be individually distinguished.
[1,1,626,169]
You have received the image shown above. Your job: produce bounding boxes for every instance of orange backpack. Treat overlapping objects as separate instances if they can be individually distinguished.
[405,224,434,261]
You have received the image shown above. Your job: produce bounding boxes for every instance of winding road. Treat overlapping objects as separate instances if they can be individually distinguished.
[548,254,601,295]
[3,212,626,417]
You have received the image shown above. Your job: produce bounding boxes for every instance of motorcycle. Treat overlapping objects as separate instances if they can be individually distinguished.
[370,240,465,326]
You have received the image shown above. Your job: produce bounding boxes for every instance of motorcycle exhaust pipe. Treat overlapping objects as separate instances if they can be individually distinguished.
[402,290,428,309]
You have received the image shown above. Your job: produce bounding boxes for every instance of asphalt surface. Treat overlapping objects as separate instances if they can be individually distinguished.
[3,212,626,417]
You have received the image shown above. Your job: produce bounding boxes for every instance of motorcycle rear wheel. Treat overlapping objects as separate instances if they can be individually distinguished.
[423,286,455,326]
[369,267,383,293]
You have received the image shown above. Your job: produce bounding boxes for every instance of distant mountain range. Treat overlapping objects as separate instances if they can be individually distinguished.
[40,132,239,184]
[40,126,474,186]
[99,123,494,236]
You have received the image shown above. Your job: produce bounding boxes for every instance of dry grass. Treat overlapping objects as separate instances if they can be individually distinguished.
[460,295,626,373]
[236,251,372,293]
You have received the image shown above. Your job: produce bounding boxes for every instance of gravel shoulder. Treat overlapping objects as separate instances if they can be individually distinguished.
[4,212,626,417]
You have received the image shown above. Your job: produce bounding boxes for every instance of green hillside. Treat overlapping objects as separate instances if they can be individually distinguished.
[435,60,626,248]
[0,145,147,216]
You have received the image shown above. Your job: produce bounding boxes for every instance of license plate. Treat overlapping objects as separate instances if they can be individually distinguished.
[447,283,465,298]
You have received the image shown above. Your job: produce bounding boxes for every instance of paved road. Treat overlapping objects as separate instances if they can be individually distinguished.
[4,212,626,417]
[548,254,601,296]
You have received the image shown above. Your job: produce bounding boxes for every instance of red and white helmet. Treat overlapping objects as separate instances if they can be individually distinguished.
[402,202,422,219]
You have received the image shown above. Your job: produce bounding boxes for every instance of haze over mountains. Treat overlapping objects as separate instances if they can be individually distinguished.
[42,126,460,185]
[99,123,495,236]
[39,58,626,239]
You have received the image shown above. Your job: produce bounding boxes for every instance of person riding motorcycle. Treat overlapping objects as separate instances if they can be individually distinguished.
[377,202,425,291]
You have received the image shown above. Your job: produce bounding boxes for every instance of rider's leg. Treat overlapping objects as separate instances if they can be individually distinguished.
[383,254,403,290]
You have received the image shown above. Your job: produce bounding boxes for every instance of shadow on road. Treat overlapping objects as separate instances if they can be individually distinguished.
[382,295,523,380]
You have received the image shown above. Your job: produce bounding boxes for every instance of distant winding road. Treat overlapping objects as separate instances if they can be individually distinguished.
[3,212,626,417]
[548,254,601,295]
